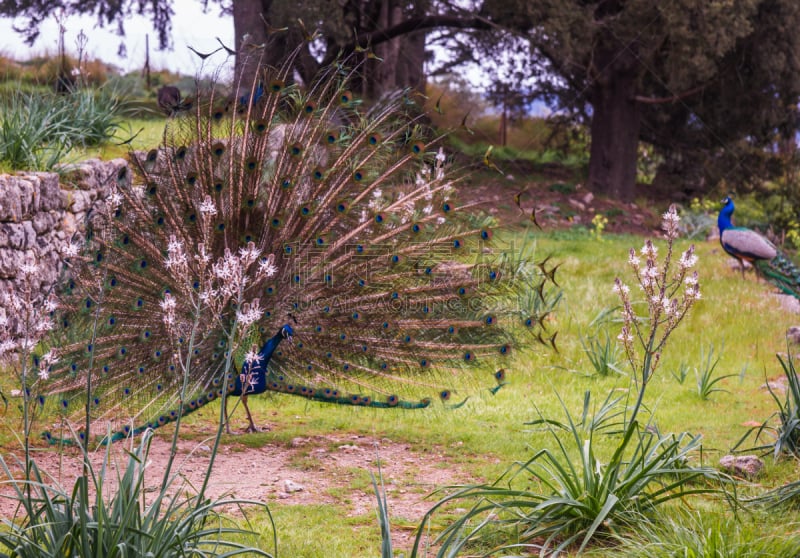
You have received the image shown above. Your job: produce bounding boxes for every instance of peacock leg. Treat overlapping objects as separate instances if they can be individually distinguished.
[241,394,262,433]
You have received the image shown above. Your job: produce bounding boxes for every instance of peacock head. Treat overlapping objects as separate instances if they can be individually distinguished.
[718,195,736,230]
[280,324,294,341]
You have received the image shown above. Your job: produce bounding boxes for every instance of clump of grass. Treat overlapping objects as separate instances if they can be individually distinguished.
[0,89,73,170]
[0,82,131,170]
[580,329,625,376]
[736,351,800,460]
[671,360,690,384]
[372,460,394,558]
[693,342,739,400]
[609,508,800,557]
[413,390,720,556]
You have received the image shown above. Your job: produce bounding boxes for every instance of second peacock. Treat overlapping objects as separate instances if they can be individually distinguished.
[39,52,559,445]
[718,196,800,297]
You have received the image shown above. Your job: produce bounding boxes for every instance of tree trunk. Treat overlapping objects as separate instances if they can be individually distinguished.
[587,51,641,202]
[397,27,426,92]
[363,0,427,98]
[232,0,272,94]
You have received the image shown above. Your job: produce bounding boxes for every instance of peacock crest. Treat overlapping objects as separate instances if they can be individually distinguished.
[37,49,560,445]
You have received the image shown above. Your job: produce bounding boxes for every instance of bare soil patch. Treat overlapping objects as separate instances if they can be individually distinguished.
[468,175,661,236]
[0,432,481,549]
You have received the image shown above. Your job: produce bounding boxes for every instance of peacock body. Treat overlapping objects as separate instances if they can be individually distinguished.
[38,51,558,445]
[718,196,800,297]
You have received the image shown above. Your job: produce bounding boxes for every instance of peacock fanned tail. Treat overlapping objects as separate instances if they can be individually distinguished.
[38,48,559,445]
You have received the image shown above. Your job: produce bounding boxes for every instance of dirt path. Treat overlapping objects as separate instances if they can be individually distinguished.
[0,432,481,550]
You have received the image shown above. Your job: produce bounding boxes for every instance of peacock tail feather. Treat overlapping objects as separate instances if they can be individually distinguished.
[753,255,800,298]
[38,49,560,445]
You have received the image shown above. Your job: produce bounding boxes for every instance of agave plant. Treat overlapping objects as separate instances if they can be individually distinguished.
[412,392,721,556]
[0,430,275,558]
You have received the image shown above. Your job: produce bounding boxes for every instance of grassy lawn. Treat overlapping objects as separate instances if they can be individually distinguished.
[2,217,800,555]
[2,97,800,553]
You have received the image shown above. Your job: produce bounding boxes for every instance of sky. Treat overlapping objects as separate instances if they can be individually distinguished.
[0,0,235,75]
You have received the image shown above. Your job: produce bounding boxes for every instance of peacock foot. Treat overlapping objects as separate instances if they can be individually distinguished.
[244,424,269,433]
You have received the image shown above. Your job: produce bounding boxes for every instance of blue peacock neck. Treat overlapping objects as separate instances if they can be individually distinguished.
[259,330,286,364]
[231,326,290,397]
[718,200,735,233]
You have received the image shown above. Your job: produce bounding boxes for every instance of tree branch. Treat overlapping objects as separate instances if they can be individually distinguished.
[634,85,705,104]
[321,14,492,67]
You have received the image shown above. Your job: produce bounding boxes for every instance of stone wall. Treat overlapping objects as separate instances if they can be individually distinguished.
[0,158,128,295]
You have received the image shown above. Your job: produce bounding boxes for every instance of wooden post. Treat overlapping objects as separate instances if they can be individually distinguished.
[143,34,152,90]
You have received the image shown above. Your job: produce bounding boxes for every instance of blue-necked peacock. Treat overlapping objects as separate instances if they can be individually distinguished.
[718,196,800,297]
[37,50,559,445]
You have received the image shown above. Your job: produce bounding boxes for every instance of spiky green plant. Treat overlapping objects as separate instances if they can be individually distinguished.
[0,429,275,558]
[412,391,720,556]
[693,342,739,400]
[580,330,625,377]
[735,350,800,460]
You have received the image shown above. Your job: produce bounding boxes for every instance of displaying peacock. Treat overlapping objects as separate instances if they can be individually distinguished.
[718,196,800,297]
[37,49,559,446]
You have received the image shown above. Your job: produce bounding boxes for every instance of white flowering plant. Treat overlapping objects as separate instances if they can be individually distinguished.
[614,204,701,392]
[155,224,278,496]
[0,253,64,474]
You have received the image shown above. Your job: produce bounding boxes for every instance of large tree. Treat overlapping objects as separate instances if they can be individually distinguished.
[1,0,435,98]
[469,0,800,201]
[7,1,797,202]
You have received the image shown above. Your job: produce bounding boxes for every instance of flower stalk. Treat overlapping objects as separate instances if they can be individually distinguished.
[614,204,702,424]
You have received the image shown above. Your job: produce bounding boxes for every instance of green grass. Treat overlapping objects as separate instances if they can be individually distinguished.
[69,117,168,160]
[3,227,800,556]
